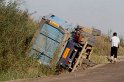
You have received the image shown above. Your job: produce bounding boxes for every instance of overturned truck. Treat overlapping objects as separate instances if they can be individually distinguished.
[29,14,101,72]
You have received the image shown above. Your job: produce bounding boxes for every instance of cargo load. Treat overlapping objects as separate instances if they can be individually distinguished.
[28,14,101,72]
[28,14,72,66]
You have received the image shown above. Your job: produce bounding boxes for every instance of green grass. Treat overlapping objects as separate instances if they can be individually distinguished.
[0,57,56,81]
[0,1,56,81]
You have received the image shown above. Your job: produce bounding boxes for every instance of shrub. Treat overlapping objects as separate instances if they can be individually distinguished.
[0,0,55,81]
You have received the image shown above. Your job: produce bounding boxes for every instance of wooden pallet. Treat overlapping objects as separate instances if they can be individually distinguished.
[71,41,88,72]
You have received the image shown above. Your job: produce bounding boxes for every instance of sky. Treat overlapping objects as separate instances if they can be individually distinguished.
[21,0,124,36]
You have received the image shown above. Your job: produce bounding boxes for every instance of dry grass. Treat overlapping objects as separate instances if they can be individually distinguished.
[91,35,124,64]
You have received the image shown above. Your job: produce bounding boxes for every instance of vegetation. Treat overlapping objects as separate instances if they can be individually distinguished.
[0,0,124,81]
[0,0,55,81]
[91,35,124,64]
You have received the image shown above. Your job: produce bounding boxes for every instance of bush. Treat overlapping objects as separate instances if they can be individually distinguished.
[0,0,34,71]
[0,1,55,81]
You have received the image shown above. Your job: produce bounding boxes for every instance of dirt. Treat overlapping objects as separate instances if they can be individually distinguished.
[7,57,124,82]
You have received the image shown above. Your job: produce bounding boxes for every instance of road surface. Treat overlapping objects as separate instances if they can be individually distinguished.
[9,60,124,82]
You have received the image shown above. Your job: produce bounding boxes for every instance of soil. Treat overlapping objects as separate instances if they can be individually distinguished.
[7,57,124,82]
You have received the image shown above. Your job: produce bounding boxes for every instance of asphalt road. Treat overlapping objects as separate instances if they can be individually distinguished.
[9,60,124,82]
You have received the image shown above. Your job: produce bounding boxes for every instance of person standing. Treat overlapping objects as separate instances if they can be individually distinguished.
[110,32,120,63]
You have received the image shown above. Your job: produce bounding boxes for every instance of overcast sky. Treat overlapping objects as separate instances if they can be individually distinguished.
[22,0,124,36]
